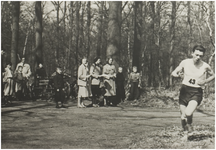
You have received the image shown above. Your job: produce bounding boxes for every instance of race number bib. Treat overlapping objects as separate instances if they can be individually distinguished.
[189,79,196,85]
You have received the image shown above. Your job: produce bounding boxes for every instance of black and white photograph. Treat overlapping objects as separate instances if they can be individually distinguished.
[1,1,215,149]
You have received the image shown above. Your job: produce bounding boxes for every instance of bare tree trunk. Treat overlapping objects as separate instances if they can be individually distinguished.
[75,1,80,69]
[79,2,85,55]
[11,1,20,71]
[168,1,176,87]
[107,1,122,67]
[149,1,155,87]
[156,2,163,88]
[63,1,66,34]
[187,1,192,56]
[52,1,61,65]
[132,1,142,72]
[68,1,74,74]
[23,30,29,57]
[35,1,43,73]
[87,1,91,59]
[56,1,60,65]
[97,1,104,57]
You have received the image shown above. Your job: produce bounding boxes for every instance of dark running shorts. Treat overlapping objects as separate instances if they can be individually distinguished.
[179,84,203,106]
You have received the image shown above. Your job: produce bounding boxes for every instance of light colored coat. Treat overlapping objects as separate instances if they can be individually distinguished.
[77,64,92,97]
[16,62,32,78]
[78,64,90,86]
[90,64,102,85]
[3,67,13,96]
[103,64,116,96]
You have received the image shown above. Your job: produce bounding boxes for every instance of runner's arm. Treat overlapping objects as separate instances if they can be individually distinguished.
[205,66,215,83]
[171,61,184,77]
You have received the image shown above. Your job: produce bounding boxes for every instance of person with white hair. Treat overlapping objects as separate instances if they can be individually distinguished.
[77,57,91,108]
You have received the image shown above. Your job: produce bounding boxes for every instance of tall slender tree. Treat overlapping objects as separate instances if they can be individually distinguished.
[86,1,91,58]
[35,1,43,72]
[11,1,20,71]
[168,1,177,87]
[75,1,80,69]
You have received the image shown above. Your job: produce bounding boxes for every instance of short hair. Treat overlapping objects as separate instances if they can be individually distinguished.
[93,57,100,64]
[192,45,206,53]
[18,66,23,69]
[80,57,87,64]
[132,66,137,69]
[106,57,113,64]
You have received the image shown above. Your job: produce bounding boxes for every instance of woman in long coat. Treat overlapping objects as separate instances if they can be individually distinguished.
[102,57,117,106]
[77,57,91,108]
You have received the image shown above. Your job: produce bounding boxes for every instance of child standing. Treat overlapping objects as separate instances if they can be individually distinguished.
[14,66,25,101]
[128,66,141,101]
[53,66,66,108]
[116,67,126,104]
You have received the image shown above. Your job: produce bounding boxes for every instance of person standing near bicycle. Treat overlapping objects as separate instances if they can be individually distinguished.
[171,45,215,132]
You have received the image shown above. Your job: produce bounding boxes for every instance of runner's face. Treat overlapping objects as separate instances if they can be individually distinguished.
[192,50,204,63]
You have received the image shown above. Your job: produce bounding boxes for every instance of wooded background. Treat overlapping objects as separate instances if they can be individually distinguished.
[1,1,215,89]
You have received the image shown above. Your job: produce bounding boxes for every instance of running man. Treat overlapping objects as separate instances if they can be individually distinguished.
[171,45,215,132]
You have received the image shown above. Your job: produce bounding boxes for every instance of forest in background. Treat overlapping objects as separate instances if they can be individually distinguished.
[1,1,215,91]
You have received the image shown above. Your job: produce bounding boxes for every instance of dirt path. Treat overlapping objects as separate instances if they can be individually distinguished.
[1,100,215,149]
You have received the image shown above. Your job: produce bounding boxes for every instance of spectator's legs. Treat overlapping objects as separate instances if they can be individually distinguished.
[55,89,60,108]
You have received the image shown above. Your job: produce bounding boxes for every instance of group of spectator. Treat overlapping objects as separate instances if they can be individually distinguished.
[2,50,142,108]
[73,57,142,108]
[2,52,46,104]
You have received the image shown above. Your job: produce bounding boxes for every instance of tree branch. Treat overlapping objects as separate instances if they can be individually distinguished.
[121,1,128,11]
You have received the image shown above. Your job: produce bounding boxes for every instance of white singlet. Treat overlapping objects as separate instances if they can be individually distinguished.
[178,59,210,88]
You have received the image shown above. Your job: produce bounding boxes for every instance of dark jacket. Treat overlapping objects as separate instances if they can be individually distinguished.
[116,72,125,87]
[36,67,47,79]
[53,72,64,89]
[14,72,25,83]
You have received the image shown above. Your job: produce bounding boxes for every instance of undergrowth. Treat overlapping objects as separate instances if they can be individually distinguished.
[129,124,215,149]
